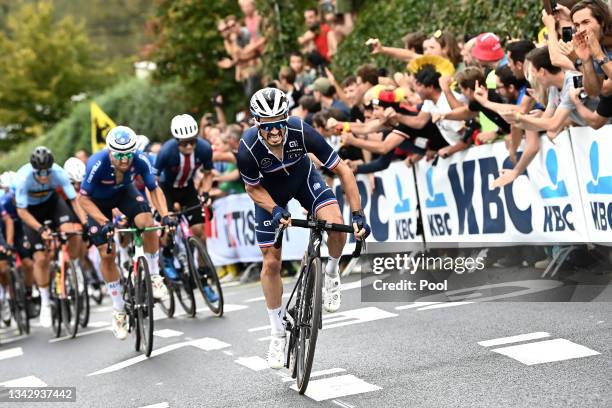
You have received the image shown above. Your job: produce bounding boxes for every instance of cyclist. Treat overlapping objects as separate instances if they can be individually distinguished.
[0,173,35,316]
[154,114,216,301]
[14,147,87,327]
[78,126,174,340]
[236,88,370,368]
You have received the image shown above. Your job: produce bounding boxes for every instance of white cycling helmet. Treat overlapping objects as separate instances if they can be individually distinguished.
[170,114,199,140]
[106,126,138,153]
[135,134,150,152]
[63,157,86,183]
[0,171,16,189]
[249,88,289,120]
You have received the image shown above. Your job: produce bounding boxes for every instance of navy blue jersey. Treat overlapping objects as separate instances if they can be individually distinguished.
[0,191,19,222]
[236,116,340,200]
[80,149,158,200]
[154,139,213,188]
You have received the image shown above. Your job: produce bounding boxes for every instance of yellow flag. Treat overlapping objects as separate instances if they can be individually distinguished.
[90,102,116,153]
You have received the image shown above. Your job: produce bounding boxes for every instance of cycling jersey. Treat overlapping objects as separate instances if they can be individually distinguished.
[15,163,76,208]
[237,116,340,200]
[237,116,340,247]
[80,149,158,200]
[154,139,213,188]
[0,192,17,222]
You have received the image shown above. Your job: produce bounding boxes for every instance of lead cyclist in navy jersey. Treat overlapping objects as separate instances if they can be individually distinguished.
[236,88,370,369]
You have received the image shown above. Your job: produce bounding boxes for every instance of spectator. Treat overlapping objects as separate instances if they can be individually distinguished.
[292,94,320,125]
[277,66,300,110]
[311,77,351,117]
[369,30,462,67]
[289,51,316,91]
[75,149,89,164]
[506,40,537,105]
[298,8,332,62]
[495,65,523,104]
[403,32,427,55]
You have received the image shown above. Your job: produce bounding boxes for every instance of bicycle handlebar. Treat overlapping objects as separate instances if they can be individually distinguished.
[273,218,365,258]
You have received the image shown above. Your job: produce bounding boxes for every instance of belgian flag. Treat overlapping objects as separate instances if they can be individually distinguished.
[90,102,116,153]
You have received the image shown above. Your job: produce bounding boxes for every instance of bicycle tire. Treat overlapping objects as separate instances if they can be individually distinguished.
[296,257,322,394]
[51,298,62,338]
[136,256,154,357]
[188,237,223,316]
[175,238,196,317]
[61,261,80,338]
[78,267,90,328]
[9,268,30,335]
[157,275,175,318]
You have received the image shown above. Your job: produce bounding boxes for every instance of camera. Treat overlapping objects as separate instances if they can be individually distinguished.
[572,75,588,100]
[562,27,574,43]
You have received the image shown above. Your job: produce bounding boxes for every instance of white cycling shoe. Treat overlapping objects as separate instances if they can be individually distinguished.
[323,274,342,313]
[267,335,286,369]
[39,304,52,328]
[112,311,128,340]
[150,275,168,300]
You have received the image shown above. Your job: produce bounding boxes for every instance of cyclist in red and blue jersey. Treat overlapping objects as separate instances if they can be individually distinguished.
[153,115,215,302]
[79,126,175,340]
[236,88,370,369]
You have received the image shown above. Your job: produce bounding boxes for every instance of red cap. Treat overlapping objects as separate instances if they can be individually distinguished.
[471,33,504,62]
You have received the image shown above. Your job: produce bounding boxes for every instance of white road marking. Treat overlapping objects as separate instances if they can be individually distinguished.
[0,376,47,387]
[282,368,346,382]
[248,324,271,333]
[339,280,362,291]
[198,303,248,313]
[395,302,441,310]
[258,307,398,341]
[417,301,475,311]
[234,356,269,371]
[88,337,230,376]
[49,326,112,343]
[332,399,356,408]
[491,338,600,365]
[223,350,234,356]
[0,334,28,345]
[0,347,23,361]
[153,329,183,338]
[88,321,110,328]
[478,332,550,347]
[139,402,169,408]
[222,281,241,288]
[245,293,289,303]
[291,374,381,402]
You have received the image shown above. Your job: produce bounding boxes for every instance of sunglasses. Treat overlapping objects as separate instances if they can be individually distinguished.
[258,120,287,132]
[112,152,134,161]
[36,169,51,177]
[179,139,197,147]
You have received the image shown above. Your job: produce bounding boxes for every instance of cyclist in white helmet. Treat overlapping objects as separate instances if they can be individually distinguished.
[237,88,370,368]
[78,125,175,340]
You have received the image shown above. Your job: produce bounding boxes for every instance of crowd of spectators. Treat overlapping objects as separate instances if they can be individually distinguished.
[205,0,612,277]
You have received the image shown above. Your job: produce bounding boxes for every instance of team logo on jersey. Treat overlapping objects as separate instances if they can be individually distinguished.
[313,182,321,191]
[289,141,298,148]
[260,158,272,168]
[101,180,114,185]
[23,241,31,249]
[89,226,98,234]
[136,195,145,202]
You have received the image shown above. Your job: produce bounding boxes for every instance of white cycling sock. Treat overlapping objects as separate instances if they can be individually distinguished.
[39,287,50,307]
[106,280,124,312]
[267,306,286,337]
[325,256,340,277]
[145,252,160,276]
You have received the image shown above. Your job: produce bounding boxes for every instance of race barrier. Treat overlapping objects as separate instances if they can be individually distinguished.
[206,126,612,263]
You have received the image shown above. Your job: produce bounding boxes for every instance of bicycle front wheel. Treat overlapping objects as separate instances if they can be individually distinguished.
[188,237,223,316]
[136,256,154,357]
[9,268,29,335]
[77,267,90,328]
[61,261,80,338]
[296,257,322,394]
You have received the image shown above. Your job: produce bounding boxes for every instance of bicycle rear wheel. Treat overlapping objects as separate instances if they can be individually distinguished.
[188,237,223,316]
[296,257,322,394]
[157,275,175,318]
[61,261,80,338]
[136,256,154,357]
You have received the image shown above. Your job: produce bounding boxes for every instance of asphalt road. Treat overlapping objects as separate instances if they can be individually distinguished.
[0,266,611,408]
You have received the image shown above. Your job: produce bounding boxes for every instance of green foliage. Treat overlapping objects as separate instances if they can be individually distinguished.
[148,0,244,117]
[255,0,317,79]
[0,1,115,147]
[0,79,191,172]
[332,0,543,78]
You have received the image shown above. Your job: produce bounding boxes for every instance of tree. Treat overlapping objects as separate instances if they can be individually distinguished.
[147,0,249,117]
[0,0,114,149]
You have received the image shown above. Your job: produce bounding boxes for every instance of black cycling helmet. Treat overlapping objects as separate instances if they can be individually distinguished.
[30,146,54,170]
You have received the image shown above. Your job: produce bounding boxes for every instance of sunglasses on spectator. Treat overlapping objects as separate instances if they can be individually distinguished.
[258,119,287,132]
[179,139,197,147]
[112,152,134,161]
[35,169,51,177]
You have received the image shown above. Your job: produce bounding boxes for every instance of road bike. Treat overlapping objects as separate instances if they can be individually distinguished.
[275,218,364,394]
[1,251,30,335]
